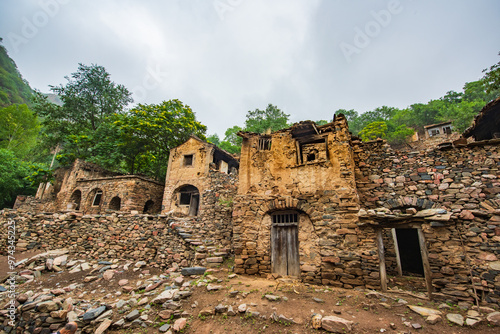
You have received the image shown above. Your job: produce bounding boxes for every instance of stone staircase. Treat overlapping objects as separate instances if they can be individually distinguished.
[167,216,230,269]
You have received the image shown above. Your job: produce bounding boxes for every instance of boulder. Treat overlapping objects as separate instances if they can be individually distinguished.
[321,315,354,333]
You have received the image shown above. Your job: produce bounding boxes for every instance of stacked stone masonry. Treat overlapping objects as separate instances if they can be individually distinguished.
[5,115,500,306]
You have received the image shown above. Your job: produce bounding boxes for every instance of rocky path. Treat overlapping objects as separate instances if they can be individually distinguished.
[1,250,499,333]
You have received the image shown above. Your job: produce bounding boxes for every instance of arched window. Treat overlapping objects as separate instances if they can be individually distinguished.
[69,190,82,210]
[87,188,103,207]
[109,196,121,211]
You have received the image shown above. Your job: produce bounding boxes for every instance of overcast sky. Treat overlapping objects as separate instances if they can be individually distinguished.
[1,0,499,137]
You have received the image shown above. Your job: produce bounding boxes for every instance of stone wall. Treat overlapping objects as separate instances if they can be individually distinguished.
[0,211,195,268]
[72,176,164,214]
[13,160,164,215]
[353,139,499,210]
[351,139,500,304]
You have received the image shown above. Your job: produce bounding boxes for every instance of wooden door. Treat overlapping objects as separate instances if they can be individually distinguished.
[188,194,199,216]
[271,224,300,276]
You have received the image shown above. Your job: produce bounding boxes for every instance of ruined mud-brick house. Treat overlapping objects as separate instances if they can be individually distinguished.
[14,159,164,214]
[232,116,360,284]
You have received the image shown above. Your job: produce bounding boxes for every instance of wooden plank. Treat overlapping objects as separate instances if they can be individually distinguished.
[271,226,287,275]
[391,229,403,276]
[287,226,300,276]
[376,229,388,292]
[417,228,434,300]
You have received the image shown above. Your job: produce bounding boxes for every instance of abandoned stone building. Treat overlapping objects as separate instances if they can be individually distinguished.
[162,135,239,217]
[5,97,500,305]
[15,159,164,214]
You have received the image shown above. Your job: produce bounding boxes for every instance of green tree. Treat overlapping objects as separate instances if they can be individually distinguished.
[111,100,207,179]
[0,149,36,209]
[49,63,133,131]
[335,109,361,134]
[33,64,133,165]
[245,104,289,133]
[482,52,500,94]
[359,121,388,141]
[0,104,40,158]
[207,134,220,146]
[387,124,415,145]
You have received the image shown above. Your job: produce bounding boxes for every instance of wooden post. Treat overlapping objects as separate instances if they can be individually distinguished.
[417,228,433,300]
[376,229,388,292]
[391,228,403,276]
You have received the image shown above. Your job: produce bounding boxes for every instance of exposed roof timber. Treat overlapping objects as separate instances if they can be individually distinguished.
[463,96,500,141]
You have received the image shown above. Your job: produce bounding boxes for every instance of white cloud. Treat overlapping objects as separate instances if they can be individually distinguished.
[0,0,499,137]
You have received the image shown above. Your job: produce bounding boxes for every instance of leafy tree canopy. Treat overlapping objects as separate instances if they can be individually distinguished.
[245,104,290,133]
[482,51,500,94]
[359,121,388,141]
[39,63,133,136]
[107,99,207,180]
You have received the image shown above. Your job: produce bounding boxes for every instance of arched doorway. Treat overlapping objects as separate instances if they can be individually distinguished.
[175,185,200,216]
[109,196,121,211]
[271,210,300,276]
[69,190,82,210]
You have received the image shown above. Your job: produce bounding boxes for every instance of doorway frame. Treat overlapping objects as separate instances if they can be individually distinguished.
[376,224,433,300]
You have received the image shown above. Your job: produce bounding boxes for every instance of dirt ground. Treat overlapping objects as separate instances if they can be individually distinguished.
[6,252,500,334]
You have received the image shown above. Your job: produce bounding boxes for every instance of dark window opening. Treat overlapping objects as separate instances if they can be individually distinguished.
[176,185,200,216]
[272,212,298,225]
[184,154,193,166]
[180,192,191,205]
[143,200,154,213]
[109,196,121,211]
[430,129,440,137]
[92,190,103,206]
[395,228,424,276]
[258,137,272,150]
[69,190,81,210]
[307,153,316,161]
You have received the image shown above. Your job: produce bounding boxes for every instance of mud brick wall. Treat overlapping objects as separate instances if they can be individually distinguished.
[0,211,196,268]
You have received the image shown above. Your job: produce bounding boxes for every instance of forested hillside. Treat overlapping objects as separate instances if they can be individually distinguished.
[0,38,33,107]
